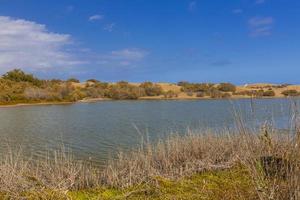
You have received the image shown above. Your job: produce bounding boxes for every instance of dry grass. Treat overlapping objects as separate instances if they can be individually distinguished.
[0,148,101,199]
[101,128,300,199]
[1,120,300,199]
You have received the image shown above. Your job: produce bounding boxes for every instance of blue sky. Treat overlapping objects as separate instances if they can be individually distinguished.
[0,0,299,84]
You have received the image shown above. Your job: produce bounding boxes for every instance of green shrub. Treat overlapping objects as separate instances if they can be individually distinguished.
[105,84,145,100]
[209,89,223,98]
[84,82,108,98]
[86,79,99,83]
[180,82,215,93]
[164,90,178,98]
[234,90,265,97]
[50,79,63,84]
[221,93,232,98]
[116,81,129,88]
[177,81,189,86]
[67,78,80,83]
[282,90,299,97]
[140,82,163,96]
[217,83,236,92]
[68,89,87,101]
[263,90,275,97]
[2,69,42,86]
[186,92,194,96]
[233,91,252,96]
[253,90,264,97]
[196,92,205,97]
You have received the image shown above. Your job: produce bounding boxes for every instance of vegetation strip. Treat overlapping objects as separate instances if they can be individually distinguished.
[0,69,300,106]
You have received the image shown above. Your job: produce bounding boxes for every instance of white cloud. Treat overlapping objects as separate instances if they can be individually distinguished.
[97,48,148,67]
[89,15,104,21]
[188,1,197,12]
[248,17,274,37]
[249,17,273,26]
[0,16,82,72]
[232,9,243,14]
[103,23,115,32]
[111,49,147,61]
[255,0,266,4]
[66,5,74,12]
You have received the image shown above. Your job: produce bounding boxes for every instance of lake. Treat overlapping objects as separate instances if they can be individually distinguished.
[0,98,298,165]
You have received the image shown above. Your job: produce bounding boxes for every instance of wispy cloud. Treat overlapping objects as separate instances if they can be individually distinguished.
[66,5,74,13]
[111,49,147,61]
[103,23,115,32]
[0,16,82,73]
[232,9,243,14]
[255,0,266,4]
[248,16,274,37]
[89,14,104,21]
[188,1,197,12]
[210,59,232,67]
[97,48,148,67]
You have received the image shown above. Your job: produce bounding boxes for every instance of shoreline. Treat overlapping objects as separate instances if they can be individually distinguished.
[0,101,74,108]
[0,96,291,108]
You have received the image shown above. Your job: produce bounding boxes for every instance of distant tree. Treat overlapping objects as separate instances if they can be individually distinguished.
[50,79,63,84]
[253,89,264,97]
[186,91,194,96]
[104,82,146,100]
[217,83,236,92]
[164,90,178,98]
[68,89,86,101]
[116,81,129,88]
[196,92,205,97]
[67,78,80,83]
[180,82,214,93]
[86,79,99,83]
[177,81,189,86]
[282,90,299,97]
[209,89,223,98]
[274,84,291,88]
[140,82,163,96]
[263,90,275,97]
[221,93,231,98]
[2,69,42,86]
[84,81,109,98]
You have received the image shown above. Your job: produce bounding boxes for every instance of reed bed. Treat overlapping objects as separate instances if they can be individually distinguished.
[102,127,300,199]
[1,123,300,199]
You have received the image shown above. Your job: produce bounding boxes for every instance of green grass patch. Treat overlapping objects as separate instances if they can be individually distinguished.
[66,166,257,200]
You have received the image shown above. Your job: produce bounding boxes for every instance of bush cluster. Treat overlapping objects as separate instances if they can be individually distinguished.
[263,90,275,97]
[178,81,236,99]
[234,89,276,97]
[178,81,215,93]
[140,82,163,96]
[217,83,236,92]
[0,70,165,103]
[281,90,300,97]
[164,90,178,98]
[2,69,43,86]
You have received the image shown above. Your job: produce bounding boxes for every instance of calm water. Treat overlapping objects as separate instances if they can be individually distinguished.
[0,99,298,165]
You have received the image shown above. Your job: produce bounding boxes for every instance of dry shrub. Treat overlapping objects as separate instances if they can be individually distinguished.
[0,148,100,198]
[102,126,300,200]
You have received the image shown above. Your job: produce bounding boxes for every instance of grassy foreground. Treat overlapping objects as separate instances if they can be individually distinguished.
[1,126,300,199]
[67,166,255,200]
[0,164,256,200]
